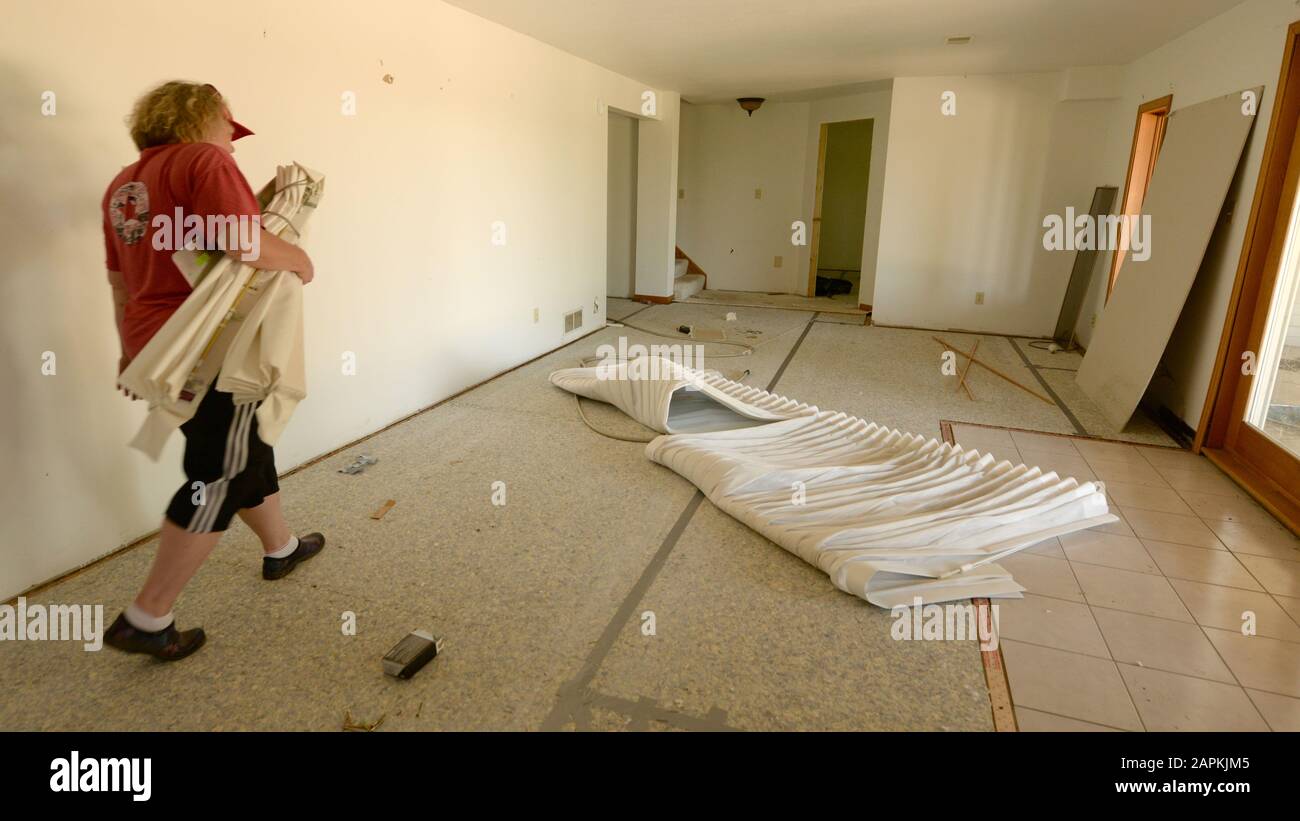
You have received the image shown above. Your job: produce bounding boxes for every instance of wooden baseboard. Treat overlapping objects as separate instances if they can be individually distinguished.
[1201,446,1300,537]
[633,293,673,304]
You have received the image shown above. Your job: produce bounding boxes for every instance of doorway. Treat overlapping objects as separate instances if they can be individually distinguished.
[806,118,873,306]
[606,110,638,299]
[1200,21,1300,532]
[1107,94,1173,300]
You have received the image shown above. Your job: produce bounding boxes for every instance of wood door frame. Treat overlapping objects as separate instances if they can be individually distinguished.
[1196,20,1300,532]
[1106,94,1173,302]
[806,122,829,297]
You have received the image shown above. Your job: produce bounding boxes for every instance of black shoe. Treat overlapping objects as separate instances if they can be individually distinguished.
[104,613,206,661]
[262,532,326,580]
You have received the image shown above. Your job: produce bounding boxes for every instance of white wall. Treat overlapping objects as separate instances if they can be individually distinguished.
[674,87,893,297]
[606,111,638,298]
[873,73,1114,335]
[0,0,679,599]
[1075,0,1300,428]
[676,101,810,292]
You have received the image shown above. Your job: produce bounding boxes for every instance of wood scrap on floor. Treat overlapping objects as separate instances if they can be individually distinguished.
[342,710,386,732]
[956,338,980,401]
[371,500,396,520]
[931,336,1052,405]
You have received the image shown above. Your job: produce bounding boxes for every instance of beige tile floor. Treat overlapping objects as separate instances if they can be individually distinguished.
[951,423,1300,732]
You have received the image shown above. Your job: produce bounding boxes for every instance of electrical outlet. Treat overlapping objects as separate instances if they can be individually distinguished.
[974,292,985,305]
[1090,314,1097,328]
[754,188,762,200]
[678,188,685,199]
[773,255,783,268]
[533,308,539,324]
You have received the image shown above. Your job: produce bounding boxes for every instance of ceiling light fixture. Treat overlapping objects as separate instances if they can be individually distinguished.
[737,97,765,117]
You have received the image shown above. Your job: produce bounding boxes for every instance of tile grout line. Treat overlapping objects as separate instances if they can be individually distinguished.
[1005,634,1293,705]
[1163,577,1274,730]
[1014,581,1300,645]
[1015,705,1135,732]
[1065,554,1150,732]
[1005,336,1088,436]
[540,311,820,731]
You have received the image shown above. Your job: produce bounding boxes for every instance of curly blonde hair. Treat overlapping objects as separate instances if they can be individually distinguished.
[127,81,227,150]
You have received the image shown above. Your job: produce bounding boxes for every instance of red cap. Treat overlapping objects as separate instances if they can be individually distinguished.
[230,118,254,140]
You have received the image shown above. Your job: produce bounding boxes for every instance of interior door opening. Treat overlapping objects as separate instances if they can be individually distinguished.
[806,118,873,307]
[606,110,638,299]
[1107,94,1173,301]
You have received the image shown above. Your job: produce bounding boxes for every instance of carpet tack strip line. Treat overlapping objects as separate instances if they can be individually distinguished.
[940,420,1018,732]
[539,492,705,731]
[610,302,654,323]
[1005,336,1087,436]
[681,297,864,316]
[542,312,820,731]
[944,419,1183,450]
[767,312,818,391]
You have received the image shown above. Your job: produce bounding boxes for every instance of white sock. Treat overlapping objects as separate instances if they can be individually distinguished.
[125,603,174,633]
[265,534,298,559]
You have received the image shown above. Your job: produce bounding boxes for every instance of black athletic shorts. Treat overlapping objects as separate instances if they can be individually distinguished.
[165,383,279,533]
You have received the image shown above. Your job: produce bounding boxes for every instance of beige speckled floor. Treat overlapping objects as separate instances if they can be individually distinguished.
[1,301,1187,730]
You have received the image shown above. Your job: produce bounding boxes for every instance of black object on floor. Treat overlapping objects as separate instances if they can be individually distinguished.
[383,630,444,679]
[815,276,853,297]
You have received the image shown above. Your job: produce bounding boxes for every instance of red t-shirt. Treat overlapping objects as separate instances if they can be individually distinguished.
[102,142,260,359]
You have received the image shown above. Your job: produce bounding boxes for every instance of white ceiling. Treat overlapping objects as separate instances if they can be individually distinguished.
[444,0,1247,102]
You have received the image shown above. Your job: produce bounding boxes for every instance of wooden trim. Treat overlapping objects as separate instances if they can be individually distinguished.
[939,420,1016,732]
[1198,21,1300,452]
[633,293,673,304]
[806,122,829,297]
[1106,94,1173,302]
[1202,445,1300,535]
[942,418,1182,450]
[858,303,872,313]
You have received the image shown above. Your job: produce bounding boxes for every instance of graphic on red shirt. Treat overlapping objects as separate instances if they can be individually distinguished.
[103,142,261,359]
[108,182,150,245]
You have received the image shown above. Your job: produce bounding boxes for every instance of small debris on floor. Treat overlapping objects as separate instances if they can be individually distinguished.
[338,454,378,475]
[371,499,396,520]
[725,312,737,321]
[342,710,386,732]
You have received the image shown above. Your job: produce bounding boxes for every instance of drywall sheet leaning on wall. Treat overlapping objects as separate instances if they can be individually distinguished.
[1076,90,1260,429]
[550,358,1114,607]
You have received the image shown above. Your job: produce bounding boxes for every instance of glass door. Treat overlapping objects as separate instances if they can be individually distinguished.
[1203,49,1300,527]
